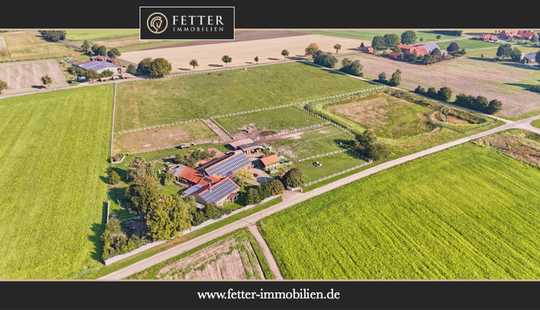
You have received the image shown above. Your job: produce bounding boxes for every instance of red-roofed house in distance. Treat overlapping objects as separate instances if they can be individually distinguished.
[259,154,279,172]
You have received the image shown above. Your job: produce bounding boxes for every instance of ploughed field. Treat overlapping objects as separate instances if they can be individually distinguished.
[0,86,113,279]
[259,143,540,279]
[115,62,375,131]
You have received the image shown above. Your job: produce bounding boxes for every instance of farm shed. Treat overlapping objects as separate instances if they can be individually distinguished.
[201,151,252,177]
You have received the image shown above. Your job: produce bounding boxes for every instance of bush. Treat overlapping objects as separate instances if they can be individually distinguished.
[205,204,224,220]
[437,87,452,102]
[282,168,304,189]
[414,85,426,94]
[426,87,437,98]
[340,58,363,76]
[261,179,285,197]
[388,70,401,86]
[191,209,207,226]
[0,80,7,94]
[39,30,65,42]
[355,129,389,161]
[378,72,387,83]
[313,51,337,68]
[101,218,146,260]
[109,170,121,185]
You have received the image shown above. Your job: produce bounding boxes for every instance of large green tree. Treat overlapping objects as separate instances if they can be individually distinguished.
[372,36,386,50]
[149,58,172,78]
[282,168,304,189]
[383,33,400,48]
[400,31,417,44]
[496,44,512,59]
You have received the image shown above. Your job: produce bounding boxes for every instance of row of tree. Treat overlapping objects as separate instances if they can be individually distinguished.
[39,30,66,42]
[80,41,121,59]
[414,85,452,102]
[454,94,502,115]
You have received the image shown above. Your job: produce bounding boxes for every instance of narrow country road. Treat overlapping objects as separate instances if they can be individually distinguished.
[247,224,283,280]
[99,114,540,280]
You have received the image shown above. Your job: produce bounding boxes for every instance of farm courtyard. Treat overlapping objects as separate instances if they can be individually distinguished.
[0,86,112,279]
[259,143,540,279]
[339,53,540,119]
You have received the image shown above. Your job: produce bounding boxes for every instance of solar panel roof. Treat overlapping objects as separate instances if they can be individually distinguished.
[198,178,240,204]
[204,152,251,177]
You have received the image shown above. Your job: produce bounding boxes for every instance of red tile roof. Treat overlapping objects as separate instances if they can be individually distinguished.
[260,154,279,167]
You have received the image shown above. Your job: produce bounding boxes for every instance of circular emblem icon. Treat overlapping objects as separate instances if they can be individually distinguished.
[146,12,168,34]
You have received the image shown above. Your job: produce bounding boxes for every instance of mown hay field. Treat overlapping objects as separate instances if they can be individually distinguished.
[260,143,540,279]
[115,62,376,131]
[0,86,113,279]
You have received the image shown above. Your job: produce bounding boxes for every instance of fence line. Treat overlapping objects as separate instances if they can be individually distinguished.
[304,160,373,187]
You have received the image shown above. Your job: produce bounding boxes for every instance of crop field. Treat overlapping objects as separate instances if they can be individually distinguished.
[215,106,324,134]
[115,62,375,131]
[0,31,77,62]
[339,52,540,118]
[131,229,273,279]
[328,93,435,139]
[0,85,113,279]
[113,121,218,154]
[271,125,352,160]
[310,30,459,42]
[260,143,540,279]
[120,34,364,72]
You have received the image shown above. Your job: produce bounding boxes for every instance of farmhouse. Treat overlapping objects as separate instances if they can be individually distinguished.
[498,30,538,41]
[201,151,252,177]
[479,33,498,42]
[173,150,252,207]
[399,42,441,57]
[76,60,120,74]
[259,154,279,172]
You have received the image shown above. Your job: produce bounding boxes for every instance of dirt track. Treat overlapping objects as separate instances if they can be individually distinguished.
[0,59,67,94]
[120,34,365,72]
[340,53,540,118]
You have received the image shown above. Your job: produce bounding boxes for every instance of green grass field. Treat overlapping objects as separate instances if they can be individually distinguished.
[0,31,78,62]
[130,229,274,280]
[311,30,459,42]
[115,62,376,131]
[438,38,499,51]
[65,29,139,41]
[260,143,540,279]
[215,106,324,134]
[271,125,352,160]
[297,151,367,183]
[0,86,113,279]
[532,119,540,128]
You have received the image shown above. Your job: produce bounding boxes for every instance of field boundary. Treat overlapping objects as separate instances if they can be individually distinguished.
[116,87,383,136]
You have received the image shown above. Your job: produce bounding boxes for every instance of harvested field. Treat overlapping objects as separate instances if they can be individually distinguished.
[329,94,435,139]
[260,143,540,279]
[131,229,273,280]
[113,121,218,154]
[475,129,540,167]
[70,29,305,53]
[120,34,365,71]
[115,62,374,131]
[215,106,324,134]
[0,59,67,95]
[340,53,540,118]
[0,31,77,62]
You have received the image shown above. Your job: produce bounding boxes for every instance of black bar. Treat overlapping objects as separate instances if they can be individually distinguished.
[0,281,539,310]
[0,0,539,29]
